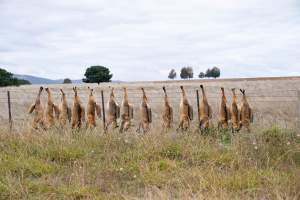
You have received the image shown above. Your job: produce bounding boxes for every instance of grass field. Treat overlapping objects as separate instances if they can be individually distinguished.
[0,126,299,199]
[0,77,299,199]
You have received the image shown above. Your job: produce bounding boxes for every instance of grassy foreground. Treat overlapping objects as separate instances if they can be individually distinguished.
[0,126,299,200]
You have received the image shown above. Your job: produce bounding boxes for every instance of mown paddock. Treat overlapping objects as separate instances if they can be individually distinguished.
[0,76,300,131]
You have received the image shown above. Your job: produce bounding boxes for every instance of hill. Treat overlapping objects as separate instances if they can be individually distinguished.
[13,74,83,85]
[13,74,123,85]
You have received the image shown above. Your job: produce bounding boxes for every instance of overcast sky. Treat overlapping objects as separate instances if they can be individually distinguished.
[0,0,299,81]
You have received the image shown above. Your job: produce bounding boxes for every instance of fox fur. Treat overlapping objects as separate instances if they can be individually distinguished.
[137,87,152,133]
[106,87,120,130]
[199,85,212,129]
[119,87,133,133]
[71,87,85,129]
[218,87,231,129]
[59,89,72,127]
[86,87,101,128]
[45,88,60,128]
[239,89,253,132]
[177,86,193,131]
[162,86,173,131]
[28,86,46,129]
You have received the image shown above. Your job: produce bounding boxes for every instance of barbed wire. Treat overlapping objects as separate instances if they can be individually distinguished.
[0,89,298,98]
[0,84,299,93]
[0,85,299,122]
[0,96,298,103]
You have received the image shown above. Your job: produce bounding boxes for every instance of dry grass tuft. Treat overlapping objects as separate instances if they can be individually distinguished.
[0,125,299,199]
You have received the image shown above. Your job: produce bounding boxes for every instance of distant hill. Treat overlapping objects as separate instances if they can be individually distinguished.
[13,74,123,85]
[13,74,83,85]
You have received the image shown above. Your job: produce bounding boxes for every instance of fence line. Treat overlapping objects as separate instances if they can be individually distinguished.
[0,92,298,99]
[298,91,300,130]
[1,88,299,131]
[0,86,299,95]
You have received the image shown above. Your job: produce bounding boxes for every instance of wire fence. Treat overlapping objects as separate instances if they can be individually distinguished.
[0,85,299,131]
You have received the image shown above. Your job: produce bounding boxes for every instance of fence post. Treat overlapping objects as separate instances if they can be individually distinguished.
[7,91,12,132]
[297,90,300,131]
[101,90,106,133]
[196,90,200,129]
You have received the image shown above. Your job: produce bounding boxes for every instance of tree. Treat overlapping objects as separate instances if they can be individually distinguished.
[83,66,113,83]
[16,79,31,85]
[63,78,72,84]
[180,66,193,79]
[180,67,189,79]
[205,68,212,78]
[198,72,205,78]
[186,67,193,79]
[205,67,221,78]
[168,69,176,79]
[210,66,221,78]
[0,68,31,87]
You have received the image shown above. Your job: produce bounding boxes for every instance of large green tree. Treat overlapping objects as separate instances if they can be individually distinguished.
[180,67,193,79]
[83,66,113,83]
[210,66,221,78]
[0,68,31,87]
[205,66,220,78]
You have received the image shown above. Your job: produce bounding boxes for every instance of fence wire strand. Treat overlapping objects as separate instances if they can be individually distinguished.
[0,86,299,130]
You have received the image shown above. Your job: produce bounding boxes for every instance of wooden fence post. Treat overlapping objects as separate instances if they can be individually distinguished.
[297,90,300,130]
[196,90,200,129]
[101,90,106,133]
[7,91,12,132]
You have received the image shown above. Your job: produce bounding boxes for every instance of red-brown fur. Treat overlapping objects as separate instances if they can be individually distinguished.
[137,88,152,133]
[45,88,60,128]
[177,86,193,131]
[106,87,120,130]
[120,87,133,133]
[28,86,46,129]
[162,86,173,132]
[86,87,101,128]
[71,87,85,129]
[218,87,231,129]
[239,89,253,132]
[199,85,212,129]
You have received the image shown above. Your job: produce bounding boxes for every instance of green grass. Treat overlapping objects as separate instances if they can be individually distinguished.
[0,126,299,199]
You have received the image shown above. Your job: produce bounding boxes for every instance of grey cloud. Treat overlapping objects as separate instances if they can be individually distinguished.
[0,0,299,81]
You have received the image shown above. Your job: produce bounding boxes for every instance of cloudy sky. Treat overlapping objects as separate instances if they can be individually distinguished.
[0,0,299,81]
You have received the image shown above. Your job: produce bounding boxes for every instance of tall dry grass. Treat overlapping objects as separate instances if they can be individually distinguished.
[0,125,299,199]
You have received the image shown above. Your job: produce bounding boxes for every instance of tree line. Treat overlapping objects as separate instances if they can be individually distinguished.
[1,65,220,87]
[0,68,31,87]
[168,66,221,80]
[0,66,113,87]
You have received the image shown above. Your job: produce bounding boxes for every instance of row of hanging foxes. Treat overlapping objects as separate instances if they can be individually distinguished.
[28,85,253,133]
